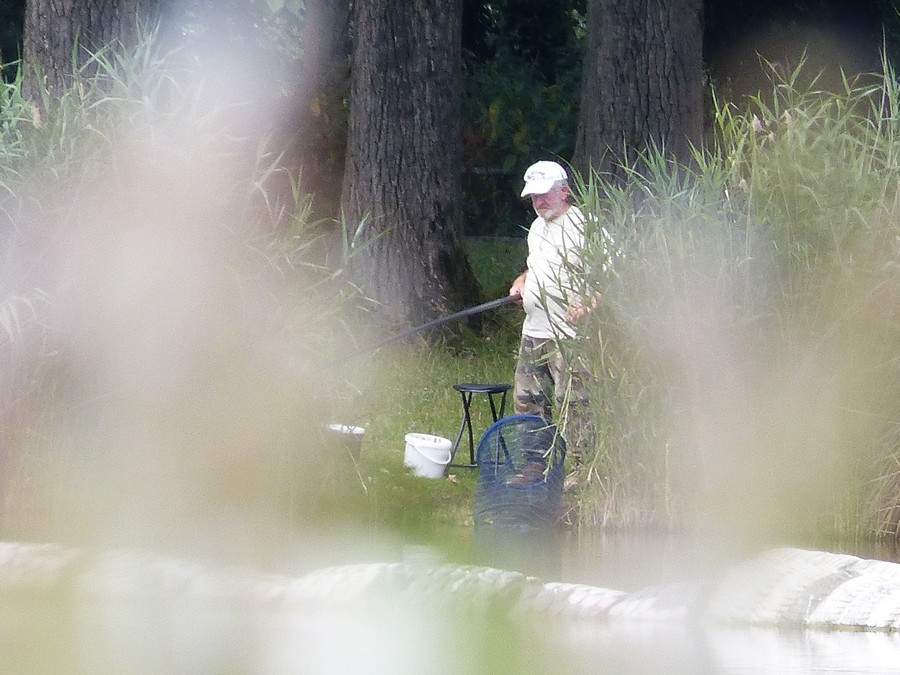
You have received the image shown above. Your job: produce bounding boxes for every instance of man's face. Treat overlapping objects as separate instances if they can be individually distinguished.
[531,185,569,221]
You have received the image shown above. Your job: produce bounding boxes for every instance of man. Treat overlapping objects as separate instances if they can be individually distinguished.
[507,160,595,485]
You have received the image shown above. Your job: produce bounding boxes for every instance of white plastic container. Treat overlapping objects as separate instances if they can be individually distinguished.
[325,423,365,460]
[404,433,452,478]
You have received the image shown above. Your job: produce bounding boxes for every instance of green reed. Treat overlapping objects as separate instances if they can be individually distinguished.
[0,27,376,549]
[567,57,900,543]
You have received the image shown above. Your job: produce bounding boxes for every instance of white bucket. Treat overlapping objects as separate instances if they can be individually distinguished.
[404,433,452,478]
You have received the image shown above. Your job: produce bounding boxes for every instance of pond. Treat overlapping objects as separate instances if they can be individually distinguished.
[2,525,898,674]
[394,525,900,675]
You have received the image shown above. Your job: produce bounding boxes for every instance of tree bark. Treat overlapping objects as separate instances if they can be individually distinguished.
[22,0,163,98]
[341,0,480,327]
[573,0,704,182]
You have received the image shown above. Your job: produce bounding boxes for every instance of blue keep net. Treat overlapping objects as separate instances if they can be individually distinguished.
[472,414,566,528]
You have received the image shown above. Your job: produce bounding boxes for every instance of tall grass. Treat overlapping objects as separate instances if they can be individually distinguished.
[570,57,900,544]
[0,28,378,555]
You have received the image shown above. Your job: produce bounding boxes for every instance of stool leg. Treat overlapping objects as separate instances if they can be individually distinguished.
[463,393,476,465]
[488,392,507,422]
[450,391,476,467]
[497,391,508,418]
[493,392,511,464]
[450,392,468,464]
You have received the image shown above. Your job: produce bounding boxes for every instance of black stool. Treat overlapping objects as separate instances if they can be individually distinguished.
[450,383,512,468]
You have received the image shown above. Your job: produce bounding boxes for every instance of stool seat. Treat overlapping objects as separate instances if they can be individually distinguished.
[450,383,512,468]
[453,383,512,395]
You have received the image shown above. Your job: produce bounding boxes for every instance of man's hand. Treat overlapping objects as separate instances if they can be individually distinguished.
[565,292,600,324]
[509,272,527,302]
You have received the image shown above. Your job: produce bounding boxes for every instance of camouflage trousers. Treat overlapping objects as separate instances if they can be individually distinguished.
[513,335,594,462]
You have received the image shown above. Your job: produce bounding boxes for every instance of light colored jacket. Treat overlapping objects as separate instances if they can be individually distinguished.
[522,205,585,339]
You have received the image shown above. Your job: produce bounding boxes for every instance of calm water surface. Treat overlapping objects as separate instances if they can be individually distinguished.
[413,526,900,675]
[4,525,897,673]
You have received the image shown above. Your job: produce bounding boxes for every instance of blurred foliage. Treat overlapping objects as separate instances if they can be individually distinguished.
[166,0,305,78]
[565,57,900,543]
[0,24,378,550]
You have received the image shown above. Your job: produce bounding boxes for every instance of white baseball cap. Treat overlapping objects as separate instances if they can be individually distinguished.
[520,160,568,197]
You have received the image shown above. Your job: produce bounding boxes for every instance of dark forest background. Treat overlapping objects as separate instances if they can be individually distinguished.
[2,0,897,235]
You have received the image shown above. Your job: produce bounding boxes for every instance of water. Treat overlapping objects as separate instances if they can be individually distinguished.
[3,527,898,674]
[554,624,900,674]
[452,526,900,675]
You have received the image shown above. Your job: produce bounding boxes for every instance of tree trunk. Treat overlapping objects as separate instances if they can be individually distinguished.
[573,0,704,182]
[341,0,480,327]
[22,0,163,98]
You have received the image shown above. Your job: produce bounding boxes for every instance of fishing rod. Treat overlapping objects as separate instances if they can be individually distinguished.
[361,293,518,354]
